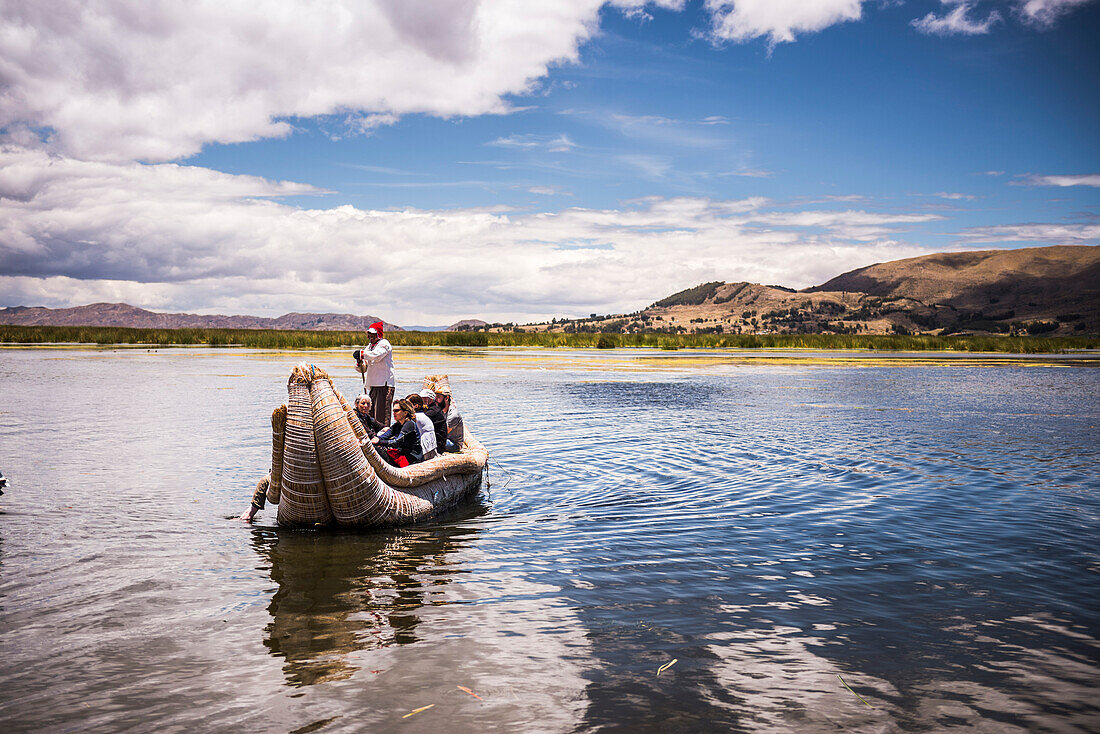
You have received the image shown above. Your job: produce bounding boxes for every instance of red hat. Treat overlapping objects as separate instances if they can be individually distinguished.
[368,321,384,336]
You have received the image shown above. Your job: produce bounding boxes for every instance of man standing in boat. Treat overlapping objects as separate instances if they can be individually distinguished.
[354,322,395,426]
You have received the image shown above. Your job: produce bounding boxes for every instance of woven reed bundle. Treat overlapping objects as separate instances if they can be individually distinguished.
[266,404,287,504]
[334,389,370,446]
[400,468,483,509]
[308,371,406,526]
[423,374,451,395]
[257,364,486,528]
[277,364,332,526]
[360,431,487,488]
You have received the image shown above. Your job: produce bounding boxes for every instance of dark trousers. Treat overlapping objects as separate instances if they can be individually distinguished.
[369,385,394,426]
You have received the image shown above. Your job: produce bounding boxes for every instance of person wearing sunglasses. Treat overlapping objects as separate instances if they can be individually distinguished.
[371,398,423,467]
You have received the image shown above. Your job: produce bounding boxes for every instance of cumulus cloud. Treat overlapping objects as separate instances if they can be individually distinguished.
[0,0,631,162]
[0,147,937,322]
[1014,173,1100,187]
[912,2,1001,35]
[6,0,1085,166]
[704,0,865,45]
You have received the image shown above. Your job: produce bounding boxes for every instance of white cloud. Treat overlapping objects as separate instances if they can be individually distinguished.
[1015,174,1100,187]
[934,192,978,200]
[0,0,634,162]
[488,134,577,152]
[743,209,941,241]
[594,112,733,148]
[610,0,686,22]
[1017,0,1096,26]
[326,113,401,140]
[725,169,774,178]
[528,185,572,196]
[704,0,865,45]
[619,154,675,179]
[0,147,938,323]
[8,0,1079,168]
[957,222,1100,244]
[912,2,1001,35]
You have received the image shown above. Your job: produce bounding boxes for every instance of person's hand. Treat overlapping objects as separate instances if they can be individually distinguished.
[239,505,258,522]
[371,437,380,445]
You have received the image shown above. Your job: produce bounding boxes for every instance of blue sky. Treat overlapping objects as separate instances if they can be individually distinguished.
[1,0,1097,325]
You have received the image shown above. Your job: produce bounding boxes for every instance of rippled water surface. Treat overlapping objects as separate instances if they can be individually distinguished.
[0,346,1097,733]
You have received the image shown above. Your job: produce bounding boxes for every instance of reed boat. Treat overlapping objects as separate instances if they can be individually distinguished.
[251,364,487,528]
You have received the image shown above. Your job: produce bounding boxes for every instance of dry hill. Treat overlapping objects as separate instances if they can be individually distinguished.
[481,245,1099,336]
[812,246,1099,321]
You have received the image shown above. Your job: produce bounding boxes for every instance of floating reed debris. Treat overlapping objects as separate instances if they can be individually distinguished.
[656,658,678,676]
[402,704,435,719]
[837,674,875,708]
[456,685,483,700]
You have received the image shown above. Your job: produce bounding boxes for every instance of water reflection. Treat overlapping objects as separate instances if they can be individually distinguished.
[251,514,484,687]
[0,348,1096,732]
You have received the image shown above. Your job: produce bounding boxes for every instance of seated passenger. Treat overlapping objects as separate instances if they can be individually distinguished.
[434,386,464,452]
[353,393,385,438]
[418,388,448,453]
[404,393,438,460]
[372,399,423,466]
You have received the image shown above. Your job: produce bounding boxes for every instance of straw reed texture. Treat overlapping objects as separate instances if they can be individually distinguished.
[266,404,287,504]
[334,388,370,446]
[258,363,486,528]
[277,364,332,526]
[423,374,451,395]
[360,432,487,488]
[309,373,403,525]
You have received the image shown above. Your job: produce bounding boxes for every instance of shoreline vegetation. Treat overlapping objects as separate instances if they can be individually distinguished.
[1,324,1097,353]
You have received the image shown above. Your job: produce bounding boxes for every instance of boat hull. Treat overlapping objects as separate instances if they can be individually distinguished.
[258,364,488,529]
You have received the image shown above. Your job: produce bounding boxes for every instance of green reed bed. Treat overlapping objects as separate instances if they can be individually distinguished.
[2,324,1097,353]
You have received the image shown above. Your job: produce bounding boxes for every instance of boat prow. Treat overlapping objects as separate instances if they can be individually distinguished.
[254,364,487,528]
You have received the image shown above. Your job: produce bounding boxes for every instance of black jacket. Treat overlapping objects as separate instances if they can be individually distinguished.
[375,419,423,464]
[423,405,448,450]
[356,409,385,437]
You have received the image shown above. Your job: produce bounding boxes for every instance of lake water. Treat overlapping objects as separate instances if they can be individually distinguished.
[0,346,1097,733]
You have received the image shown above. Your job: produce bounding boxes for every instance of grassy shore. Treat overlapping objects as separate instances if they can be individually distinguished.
[1,324,1097,353]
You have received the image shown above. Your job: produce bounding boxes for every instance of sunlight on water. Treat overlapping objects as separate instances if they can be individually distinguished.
[0,347,1097,732]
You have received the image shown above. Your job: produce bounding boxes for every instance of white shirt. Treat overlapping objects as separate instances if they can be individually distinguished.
[414,412,438,459]
[359,338,395,387]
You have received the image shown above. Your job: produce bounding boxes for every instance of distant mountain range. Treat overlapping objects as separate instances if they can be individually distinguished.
[2,246,1096,337]
[485,245,1100,336]
[0,302,402,333]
